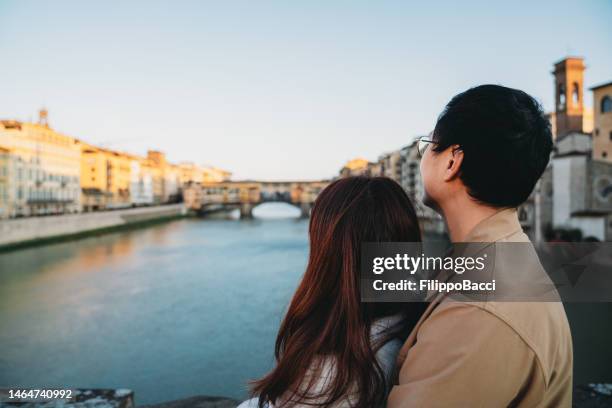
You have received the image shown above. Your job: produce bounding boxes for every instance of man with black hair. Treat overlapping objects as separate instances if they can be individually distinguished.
[388,85,573,407]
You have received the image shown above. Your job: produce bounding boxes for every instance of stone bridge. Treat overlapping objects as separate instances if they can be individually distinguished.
[183,180,330,218]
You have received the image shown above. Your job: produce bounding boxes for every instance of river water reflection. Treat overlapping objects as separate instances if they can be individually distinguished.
[0,204,609,404]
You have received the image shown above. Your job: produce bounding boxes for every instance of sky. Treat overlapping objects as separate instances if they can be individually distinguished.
[0,1,611,180]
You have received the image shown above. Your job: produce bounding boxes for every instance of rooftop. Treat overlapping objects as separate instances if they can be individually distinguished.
[589,81,612,91]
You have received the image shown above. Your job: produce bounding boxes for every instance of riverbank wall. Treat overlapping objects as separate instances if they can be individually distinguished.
[0,204,187,251]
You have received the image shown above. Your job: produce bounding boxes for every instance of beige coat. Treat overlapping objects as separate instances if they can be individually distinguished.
[388,208,573,408]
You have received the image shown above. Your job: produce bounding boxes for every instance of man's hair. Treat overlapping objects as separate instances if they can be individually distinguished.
[432,84,553,208]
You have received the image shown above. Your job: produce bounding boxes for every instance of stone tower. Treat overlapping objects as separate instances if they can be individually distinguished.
[553,57,585,138]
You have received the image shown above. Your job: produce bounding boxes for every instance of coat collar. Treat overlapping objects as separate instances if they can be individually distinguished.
[462,207,523,243]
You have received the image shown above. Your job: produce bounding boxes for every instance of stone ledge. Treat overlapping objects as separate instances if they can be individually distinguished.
[140,395,239,408]
[0,389,135,407]
[573,383,612,408]
[3,385,610,407]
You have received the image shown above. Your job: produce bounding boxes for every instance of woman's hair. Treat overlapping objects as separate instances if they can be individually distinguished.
[251,176,424,407]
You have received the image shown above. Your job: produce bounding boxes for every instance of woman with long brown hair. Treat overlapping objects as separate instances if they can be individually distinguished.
[238,176,426,408]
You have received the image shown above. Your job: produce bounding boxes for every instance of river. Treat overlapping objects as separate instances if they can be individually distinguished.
[0,203,610,405]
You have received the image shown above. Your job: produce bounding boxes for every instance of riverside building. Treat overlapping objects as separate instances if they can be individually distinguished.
[591,81,612,163]
[80,142,134,211]
[0,146,12,218]
[0,110,81,217]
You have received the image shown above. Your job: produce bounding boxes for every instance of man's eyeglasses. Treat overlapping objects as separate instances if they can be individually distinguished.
[416,136,437,158]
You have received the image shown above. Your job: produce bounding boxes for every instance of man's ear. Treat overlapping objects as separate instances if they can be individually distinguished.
[443,146,463,182]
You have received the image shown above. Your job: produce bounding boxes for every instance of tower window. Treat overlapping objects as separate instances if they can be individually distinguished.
[603,151,608,158]
[572,83,580,105]
[558,83,566,110]
[602,96,612,113]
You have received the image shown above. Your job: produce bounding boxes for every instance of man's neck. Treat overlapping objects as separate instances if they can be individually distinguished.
[440,196,500,242]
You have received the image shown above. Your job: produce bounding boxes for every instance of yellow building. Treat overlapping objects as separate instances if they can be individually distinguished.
[146,150,164,204]
[201,166,232,183]
[80,146,181,209]
[0,109,231,216]
[80,143,111,210]
[80,143,133,210]
[340,157,371,177]
[178,162,204,184]
[0,146,12,218]
[591,81,612,163]
[0,114,81,217]
[582,107,594,134]
[164,163,182,203]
